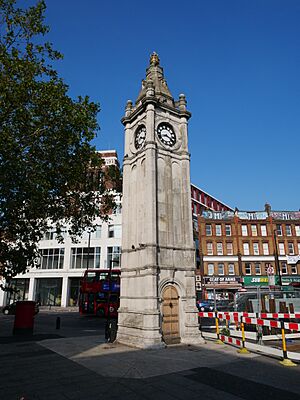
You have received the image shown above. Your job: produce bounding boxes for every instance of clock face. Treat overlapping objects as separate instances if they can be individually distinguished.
[157,123,176,147]
[134,125,146,149]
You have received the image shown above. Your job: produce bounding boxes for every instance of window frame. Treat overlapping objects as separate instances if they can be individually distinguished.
[215,224,222,236]
[255,263,261,275]
[263,242,269,255]
[228,263,235,275]
[253,242,259,255]
[261,225,267,237]
[205,224,212,236]
[206,242,213,255]
[243,242,250,255]
[226,242,233,255]
[218,263,224,276]
[245,263,251,275]
[216,242,223,255]
[225,224,232,236]
[241,225,248,236]
[288,242,294,255]
[251,225,258,236]
[208,263,214,276]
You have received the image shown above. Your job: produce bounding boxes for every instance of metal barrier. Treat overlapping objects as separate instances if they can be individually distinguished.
[199,311,299,366]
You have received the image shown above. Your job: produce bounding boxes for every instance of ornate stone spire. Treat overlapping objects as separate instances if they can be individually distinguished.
[135,52,174,106]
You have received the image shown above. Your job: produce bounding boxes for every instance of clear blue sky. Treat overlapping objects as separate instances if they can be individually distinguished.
[42,0,300,211]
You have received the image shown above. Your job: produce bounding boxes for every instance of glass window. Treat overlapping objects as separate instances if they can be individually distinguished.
[276,224,282,236]
[281,262,287,275]
[288,242,294,255]
[40,248,64,269]
[253,243,259,255]
[108,225,122,238]
[241,225,248,236]
[193,203,197,214]
[251,225,257,236]
[228,264,235,275]
[286,225,292,236]
[205,224,212,236]
[114,204,122,215]
[217,242,223,255]
[245,263,251,275]
[71,247,100,269]
[43,229,56,241]
[207,242,213,255]
[296,225,300,237]
[35,278,62,306]
[291,265,297,274]
[261,225,267,236]
[107,246,121,268]
[225,225,231,236]
[243,243,250,255]
[263,242,269,255]
[255,263,261,275]
[218,263,224,275]
[279,243,285,255]
[91,226,101,239]
[208,264,214,276]
[298,243,300,255]
[216,225,222,236]
[226,242,233,255]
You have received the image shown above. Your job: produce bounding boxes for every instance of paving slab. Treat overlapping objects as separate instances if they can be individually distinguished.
[39,336,258,378]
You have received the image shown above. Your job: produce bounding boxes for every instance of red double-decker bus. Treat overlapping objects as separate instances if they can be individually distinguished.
[79,269,120,317]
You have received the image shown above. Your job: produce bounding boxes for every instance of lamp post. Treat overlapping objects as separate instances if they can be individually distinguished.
[105,257,114,342]
[86,229,92,270]
[273,229,282,287]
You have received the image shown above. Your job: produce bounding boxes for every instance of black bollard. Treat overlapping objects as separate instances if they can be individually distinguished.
[56,316,61,330]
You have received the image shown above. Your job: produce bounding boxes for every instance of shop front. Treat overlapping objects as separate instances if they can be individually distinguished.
[5,278,30,304]
[243,276,300,289]
[202,276,242,300]
[281,276,300,288]
[35,278,62,306]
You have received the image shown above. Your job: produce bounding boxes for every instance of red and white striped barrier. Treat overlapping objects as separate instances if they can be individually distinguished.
[198,312,215,318]
[241,317,300,331]
[220,335,242,347]
[199,311,300,331]
[216,312,300,320]
[243,316,281,329]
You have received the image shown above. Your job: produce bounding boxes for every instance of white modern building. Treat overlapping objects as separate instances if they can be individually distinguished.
[0,151,122,308]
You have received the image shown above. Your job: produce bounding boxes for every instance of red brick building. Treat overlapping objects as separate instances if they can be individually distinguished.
[197,206,300,300]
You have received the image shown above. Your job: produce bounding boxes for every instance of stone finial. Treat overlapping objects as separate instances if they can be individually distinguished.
[178,93,187,111]
[150,52,160,66]
[125,100,133,116]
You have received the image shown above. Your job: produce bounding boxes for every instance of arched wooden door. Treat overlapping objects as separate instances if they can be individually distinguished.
[162,286,180,344]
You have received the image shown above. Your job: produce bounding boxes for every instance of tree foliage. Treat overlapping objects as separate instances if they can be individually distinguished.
[0,0,118,283]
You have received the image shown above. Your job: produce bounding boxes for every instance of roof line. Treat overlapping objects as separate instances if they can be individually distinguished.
[191,182,234,211]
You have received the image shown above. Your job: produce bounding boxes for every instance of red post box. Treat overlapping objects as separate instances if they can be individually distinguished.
[13,301,36,335]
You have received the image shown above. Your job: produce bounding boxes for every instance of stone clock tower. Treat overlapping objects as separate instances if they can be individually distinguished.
[117,53,203,348]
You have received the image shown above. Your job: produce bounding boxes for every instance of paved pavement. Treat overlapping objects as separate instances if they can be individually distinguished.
[1,315,300,400]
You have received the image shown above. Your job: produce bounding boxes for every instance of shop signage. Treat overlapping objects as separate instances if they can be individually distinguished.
[237,211,268,220]
[270,211,300,220]
[202,211,234,220]
[286,255,300,265]
[243,276,280,286]
[203,276,240,285]
[281,276,300,283]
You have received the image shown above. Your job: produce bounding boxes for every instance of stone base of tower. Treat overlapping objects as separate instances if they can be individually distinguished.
[116,309,165,349]
[180,308,206,345]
